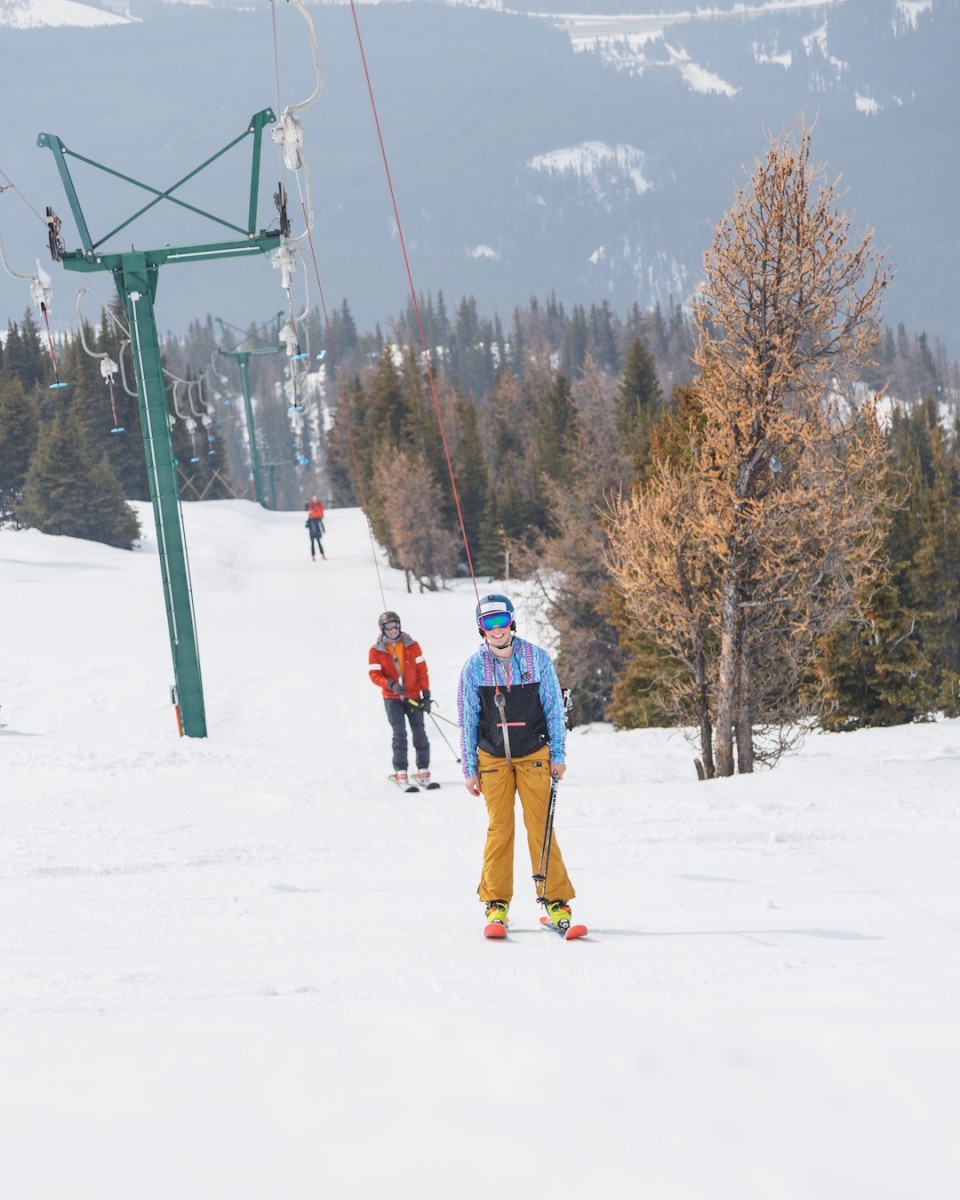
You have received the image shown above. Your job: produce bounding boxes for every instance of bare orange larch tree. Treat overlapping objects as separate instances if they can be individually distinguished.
[609,124,891,776]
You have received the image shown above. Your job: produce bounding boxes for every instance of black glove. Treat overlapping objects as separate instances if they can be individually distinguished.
[419,690,432,714]
[388,680,406,697]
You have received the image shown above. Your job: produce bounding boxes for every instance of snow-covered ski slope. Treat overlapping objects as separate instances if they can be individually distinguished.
[3,500,959,1198]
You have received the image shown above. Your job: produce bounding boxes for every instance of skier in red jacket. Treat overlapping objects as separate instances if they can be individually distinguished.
[305,496,325,561]
[368,610,432,786]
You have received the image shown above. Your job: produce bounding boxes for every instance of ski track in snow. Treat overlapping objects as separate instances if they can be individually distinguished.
[2,500,960,1198]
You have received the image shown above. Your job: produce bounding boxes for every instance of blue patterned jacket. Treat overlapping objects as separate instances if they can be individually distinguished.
[457,635,566,777]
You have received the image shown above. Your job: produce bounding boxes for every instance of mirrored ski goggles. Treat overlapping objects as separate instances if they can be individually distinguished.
[479,610,513,632]
[382,621,400,633]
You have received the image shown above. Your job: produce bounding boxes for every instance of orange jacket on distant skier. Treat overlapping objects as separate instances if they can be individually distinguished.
[368,632,430,701]
[307,499,324,522]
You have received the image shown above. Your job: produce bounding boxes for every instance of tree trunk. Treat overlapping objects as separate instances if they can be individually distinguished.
[696,639,715,779]
[715,574,739,776]
[734,631,754,774]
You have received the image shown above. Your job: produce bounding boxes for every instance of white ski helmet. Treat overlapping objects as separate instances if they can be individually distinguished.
[476,593,515,632]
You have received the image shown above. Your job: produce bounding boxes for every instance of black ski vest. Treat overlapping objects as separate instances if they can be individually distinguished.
[477,682,548,761]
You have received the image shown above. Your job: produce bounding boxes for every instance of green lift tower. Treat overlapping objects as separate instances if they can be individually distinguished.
[215,313,285,508]
[39,110,285,737]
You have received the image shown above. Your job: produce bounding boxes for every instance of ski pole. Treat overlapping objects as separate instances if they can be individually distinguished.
[407,696,458,728]
[429,712,461,763]
[426,705,460,729]
[408,698,462,763]
[533,774,559,906]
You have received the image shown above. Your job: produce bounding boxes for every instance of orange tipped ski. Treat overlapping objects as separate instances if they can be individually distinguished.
[540,916,588,940]
[484,922,507,939]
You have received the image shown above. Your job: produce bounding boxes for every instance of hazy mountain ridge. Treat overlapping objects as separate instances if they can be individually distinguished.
[0,0,133,27]
[0,0,956,361]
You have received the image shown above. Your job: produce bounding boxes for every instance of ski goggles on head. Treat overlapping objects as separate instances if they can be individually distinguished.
[479,610,513,632]
[382,621,400,633]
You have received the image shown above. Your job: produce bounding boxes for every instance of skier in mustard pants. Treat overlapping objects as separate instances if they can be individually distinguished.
[457,593,577,937]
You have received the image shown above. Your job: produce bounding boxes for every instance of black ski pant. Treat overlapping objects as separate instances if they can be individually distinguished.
[308,519,324,558]
[384,698,429,773]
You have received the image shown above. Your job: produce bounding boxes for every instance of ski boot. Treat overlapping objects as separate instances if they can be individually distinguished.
[540,899,587,940]
[483,900,509,939]
[544,899,573,932]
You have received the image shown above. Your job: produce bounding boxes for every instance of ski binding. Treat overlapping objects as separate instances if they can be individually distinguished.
[539,916,588,940]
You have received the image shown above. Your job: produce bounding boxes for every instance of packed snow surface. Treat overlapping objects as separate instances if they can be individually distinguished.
[2,500,959,1198]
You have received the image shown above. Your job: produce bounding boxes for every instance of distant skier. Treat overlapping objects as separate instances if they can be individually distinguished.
[369,611,432,788]
[305,496,326,561]
[457,593,580,938]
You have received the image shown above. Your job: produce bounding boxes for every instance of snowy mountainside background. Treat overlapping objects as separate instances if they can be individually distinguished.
[0,0,957,360]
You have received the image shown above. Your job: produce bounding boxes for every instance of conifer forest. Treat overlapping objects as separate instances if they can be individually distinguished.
[2,134,959,771]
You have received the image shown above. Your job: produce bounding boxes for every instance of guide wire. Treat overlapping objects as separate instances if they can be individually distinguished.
[269,0,284,132]
[347,0,481,608]
[0,168,48,226]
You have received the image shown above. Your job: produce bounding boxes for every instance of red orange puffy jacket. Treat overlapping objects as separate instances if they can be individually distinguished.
[368,632,429,701]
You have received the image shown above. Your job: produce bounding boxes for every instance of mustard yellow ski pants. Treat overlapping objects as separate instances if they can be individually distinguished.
[477,747,575,903]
